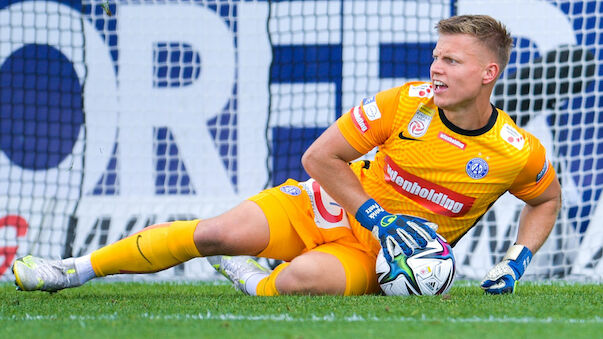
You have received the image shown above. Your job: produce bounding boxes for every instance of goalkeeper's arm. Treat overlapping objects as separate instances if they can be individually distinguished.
[301,124,369,216]
[481,177,562,294]
[301,124,436,261]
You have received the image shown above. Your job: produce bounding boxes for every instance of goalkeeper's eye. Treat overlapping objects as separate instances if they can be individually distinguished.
[444,57,457,64]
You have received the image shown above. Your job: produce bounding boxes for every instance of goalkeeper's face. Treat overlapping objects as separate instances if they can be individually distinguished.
[430,33,498,112]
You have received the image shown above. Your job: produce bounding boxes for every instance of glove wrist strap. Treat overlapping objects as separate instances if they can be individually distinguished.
[355,198,389,230]
[503,244,532,261]
[503,244,533,279]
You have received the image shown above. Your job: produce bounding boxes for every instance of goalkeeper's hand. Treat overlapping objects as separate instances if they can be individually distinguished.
[480,244,533,294]
[355,199,438,261]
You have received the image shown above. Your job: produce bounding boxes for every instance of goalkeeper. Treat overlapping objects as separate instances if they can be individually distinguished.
[13,15,560,296]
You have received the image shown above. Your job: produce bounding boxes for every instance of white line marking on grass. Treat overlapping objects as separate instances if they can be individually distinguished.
[2,313,601,324]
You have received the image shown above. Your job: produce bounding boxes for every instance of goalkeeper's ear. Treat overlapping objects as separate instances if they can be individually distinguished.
[482,62,500,85]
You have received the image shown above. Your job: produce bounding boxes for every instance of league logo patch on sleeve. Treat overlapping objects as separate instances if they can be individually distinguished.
[501,123,525,150]
[279,185,301,196]
[536,158,550,182]
[409,83,433,98]
[362,96,382,121]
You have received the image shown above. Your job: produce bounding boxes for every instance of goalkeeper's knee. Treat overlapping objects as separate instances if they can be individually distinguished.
[91,220,201,276]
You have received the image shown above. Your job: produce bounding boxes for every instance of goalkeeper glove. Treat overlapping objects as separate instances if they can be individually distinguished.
[355,199,437,261]
[480,244,533,294]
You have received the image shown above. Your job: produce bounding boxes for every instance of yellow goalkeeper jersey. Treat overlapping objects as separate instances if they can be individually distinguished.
[337,81,555,253]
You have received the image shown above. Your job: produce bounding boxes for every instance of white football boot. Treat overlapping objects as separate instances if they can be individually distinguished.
[12,255,81,292]
[206,256,270,295]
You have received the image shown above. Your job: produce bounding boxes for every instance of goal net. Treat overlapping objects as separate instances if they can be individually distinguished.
[1,0,601,282]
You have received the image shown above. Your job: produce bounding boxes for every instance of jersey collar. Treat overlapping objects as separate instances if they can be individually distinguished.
[438,104,498,136]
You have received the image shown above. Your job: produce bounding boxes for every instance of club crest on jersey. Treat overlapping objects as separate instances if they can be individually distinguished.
[409,83,433,98]
[466,158,489,179]
[279,185,301,196]
[408,103,435,138]
[362,96,382,121]
[501,123,525,150]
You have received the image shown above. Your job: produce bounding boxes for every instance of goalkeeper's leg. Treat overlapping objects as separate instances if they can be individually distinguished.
[90,220,201,276]
[254,242,380,296]
[13,178,377,295]
[13,200,273,292]
[210,242,380,296]
[211,182,381,296]
[92,200,271,276]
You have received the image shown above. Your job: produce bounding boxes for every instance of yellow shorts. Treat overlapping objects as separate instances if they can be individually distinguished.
[248,179,380,295]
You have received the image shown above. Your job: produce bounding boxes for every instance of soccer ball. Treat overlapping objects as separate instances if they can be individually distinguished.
[376,234,456,296]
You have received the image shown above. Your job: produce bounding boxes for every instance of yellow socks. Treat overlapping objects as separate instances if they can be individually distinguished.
[255,262,289,296]
[88,218,290,297]
[90,220,201,276]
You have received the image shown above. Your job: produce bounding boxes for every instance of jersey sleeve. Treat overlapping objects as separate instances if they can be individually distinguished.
[508,133,556,201]
[336,86,401,154]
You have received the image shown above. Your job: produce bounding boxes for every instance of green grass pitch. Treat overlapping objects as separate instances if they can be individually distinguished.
[1,281,601,338]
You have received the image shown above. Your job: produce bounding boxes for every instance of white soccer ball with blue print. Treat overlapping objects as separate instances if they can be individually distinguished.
[376,234,456,296]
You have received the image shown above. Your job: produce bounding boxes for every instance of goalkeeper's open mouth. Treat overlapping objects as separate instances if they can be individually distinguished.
[433,80,448,94]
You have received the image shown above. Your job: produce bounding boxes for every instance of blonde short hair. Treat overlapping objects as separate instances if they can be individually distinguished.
[436,15,513,73]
